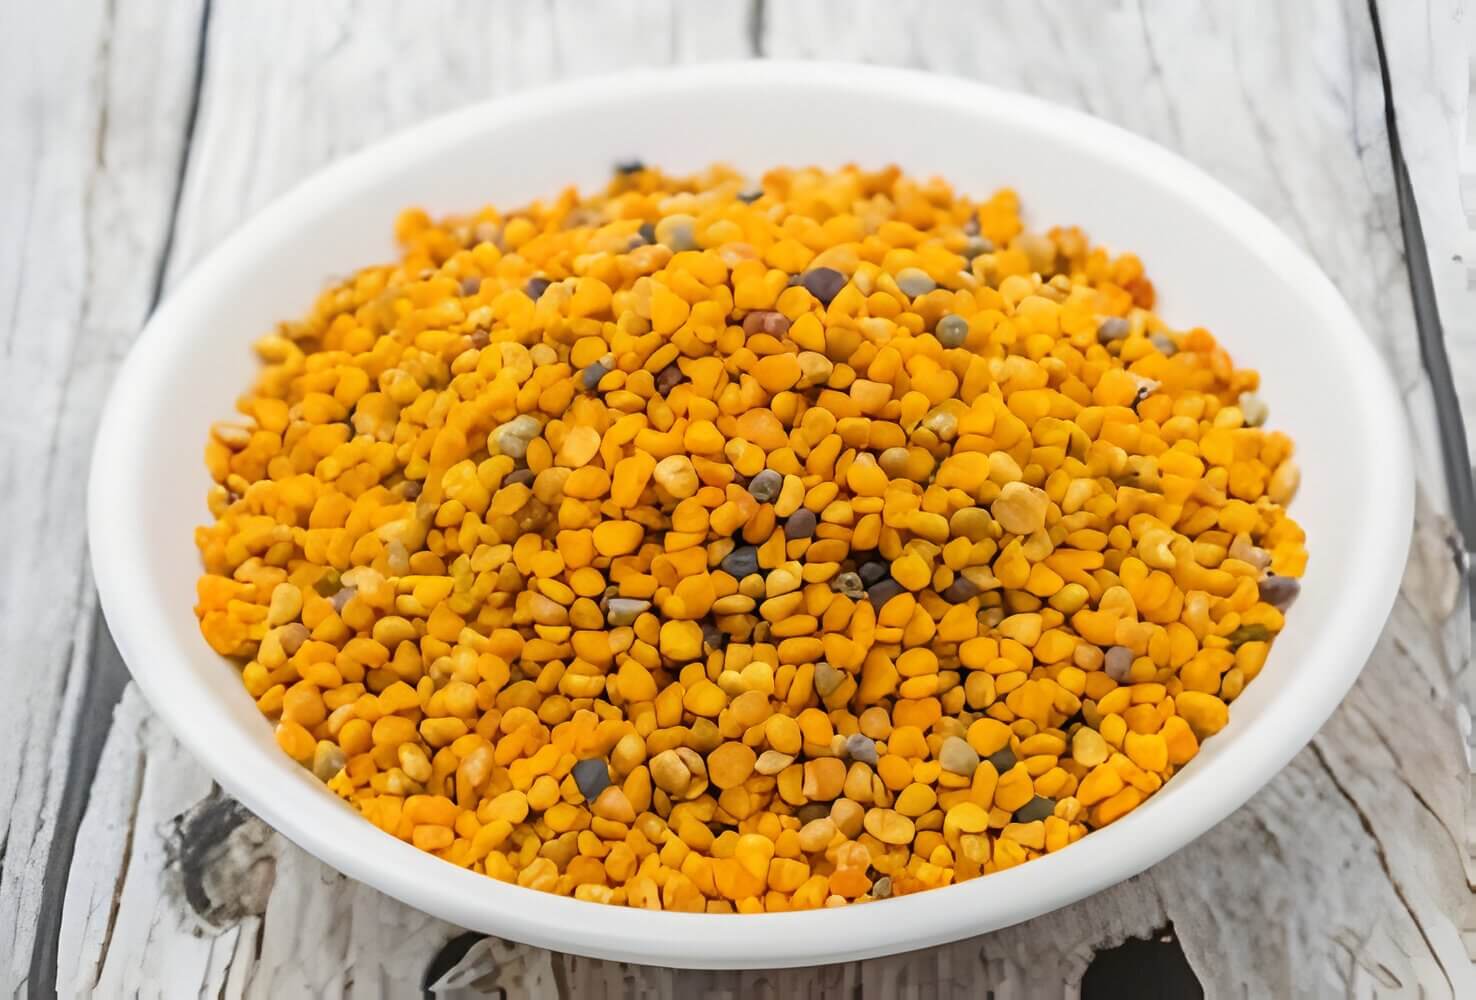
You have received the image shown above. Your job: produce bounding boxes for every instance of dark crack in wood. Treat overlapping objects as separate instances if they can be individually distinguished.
[748,0,766,57]
[89,746,146,992]
[1081,923,1203,1000]
[27,595,128,997]
[163,788,276,931]
[146,0,212,315]
[1369,0,1476,595]
[25,2,213,994]
[1310,741,1455,996]
[422,933,489,999]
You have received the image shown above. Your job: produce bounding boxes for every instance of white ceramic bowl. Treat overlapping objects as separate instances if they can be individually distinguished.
[89,62,1412,968]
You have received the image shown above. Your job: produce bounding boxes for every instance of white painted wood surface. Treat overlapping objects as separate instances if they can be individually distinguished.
[2,1,1472,996]
[1380,0,1476,471]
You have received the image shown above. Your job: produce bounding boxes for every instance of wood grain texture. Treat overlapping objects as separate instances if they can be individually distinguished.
[1374,0,1476,470]
[0,1,1469,997]
[0,0,206,993]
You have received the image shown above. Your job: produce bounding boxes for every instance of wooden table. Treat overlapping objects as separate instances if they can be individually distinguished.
[5,2,1473,996]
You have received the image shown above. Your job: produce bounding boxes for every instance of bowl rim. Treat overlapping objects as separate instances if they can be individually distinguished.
[88,60,1413,968]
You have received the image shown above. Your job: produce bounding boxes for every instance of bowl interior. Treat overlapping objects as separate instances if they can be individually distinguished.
[90,63,1410,968]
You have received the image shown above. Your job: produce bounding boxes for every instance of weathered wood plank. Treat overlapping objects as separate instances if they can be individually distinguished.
[0,0,206,993]
[1374,0,1476,472]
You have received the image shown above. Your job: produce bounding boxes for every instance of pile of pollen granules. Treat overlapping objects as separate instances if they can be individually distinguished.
[194,163,1305,912]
